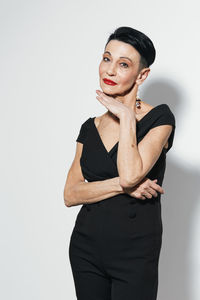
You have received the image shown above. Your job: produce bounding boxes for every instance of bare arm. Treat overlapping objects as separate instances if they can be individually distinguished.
[64,142,164,207]
[117,112,173,188]
[63,142,124,207]
[65,177,124,207]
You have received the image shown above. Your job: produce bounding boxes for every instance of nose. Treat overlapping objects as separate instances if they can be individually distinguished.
[106,63,117,76]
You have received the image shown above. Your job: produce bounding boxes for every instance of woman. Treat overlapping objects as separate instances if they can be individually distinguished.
[64,26,176,300]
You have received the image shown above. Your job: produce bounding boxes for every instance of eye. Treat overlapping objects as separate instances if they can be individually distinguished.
[102,56,129,68]
[120,62,128,68]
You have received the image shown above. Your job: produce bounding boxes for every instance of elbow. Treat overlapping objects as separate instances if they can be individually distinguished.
[64,181,84,207]
[119,176,141,189]
[63,188,73,207]
[64,198,71,207]
[64,195,72,207]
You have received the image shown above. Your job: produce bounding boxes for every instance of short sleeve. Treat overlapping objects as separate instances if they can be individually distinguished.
[76,117,91,144]
[150,105,176,153]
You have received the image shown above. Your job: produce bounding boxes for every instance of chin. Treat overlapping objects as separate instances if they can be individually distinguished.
[102,89,118,97]
[103,89,116,95]
[101,85,129,97]
[100,84,118,95]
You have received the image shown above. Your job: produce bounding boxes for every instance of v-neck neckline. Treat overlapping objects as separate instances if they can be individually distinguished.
[91,104,166,155]
[92,117,119,155]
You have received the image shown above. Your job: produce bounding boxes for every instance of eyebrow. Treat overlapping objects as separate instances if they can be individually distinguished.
[104,51,133,63]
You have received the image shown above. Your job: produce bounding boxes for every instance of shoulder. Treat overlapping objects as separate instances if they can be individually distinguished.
[81,116,92,126]
[150,103,176,129]
[78,117,93,131]
[156,104,176,125]
[76,117,92,144]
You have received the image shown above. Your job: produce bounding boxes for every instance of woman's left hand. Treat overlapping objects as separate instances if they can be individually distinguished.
[96,89,135,120]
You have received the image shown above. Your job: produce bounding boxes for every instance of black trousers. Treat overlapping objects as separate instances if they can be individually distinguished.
[69,196,163,300]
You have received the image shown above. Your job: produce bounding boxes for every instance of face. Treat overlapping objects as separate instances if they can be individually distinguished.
[99,40,149,96]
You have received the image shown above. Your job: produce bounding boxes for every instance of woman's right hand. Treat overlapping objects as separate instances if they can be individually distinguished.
[123,177,164,200]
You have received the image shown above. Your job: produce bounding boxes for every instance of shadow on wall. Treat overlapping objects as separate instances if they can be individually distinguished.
[142,78,200,300]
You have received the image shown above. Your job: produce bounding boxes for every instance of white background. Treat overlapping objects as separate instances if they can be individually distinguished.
[1,0,200,299]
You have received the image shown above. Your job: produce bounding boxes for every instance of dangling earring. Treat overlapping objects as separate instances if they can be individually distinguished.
[136,96,141,108]
[136,88,142,108]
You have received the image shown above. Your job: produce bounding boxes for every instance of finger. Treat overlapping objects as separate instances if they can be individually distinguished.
[131,192,145,200]
[141,191,152,199]
[97,96,111,105]
[96,90,112,102]
[96,89,102,94]
[96,96,108,108]
[155,184,164,194]
[136,194,146,200]
[96,95,103,101]
[146,187,158,197]
[96,96,106,104]
[151,182,164,194]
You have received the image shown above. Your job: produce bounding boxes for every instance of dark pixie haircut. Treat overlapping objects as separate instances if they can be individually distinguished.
[105,26,156,71]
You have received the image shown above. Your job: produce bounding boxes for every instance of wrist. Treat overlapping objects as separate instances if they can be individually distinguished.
[112,177,124,193]
[119,110,136,122]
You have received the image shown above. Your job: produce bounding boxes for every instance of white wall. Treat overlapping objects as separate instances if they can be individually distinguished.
[1,0,200,299]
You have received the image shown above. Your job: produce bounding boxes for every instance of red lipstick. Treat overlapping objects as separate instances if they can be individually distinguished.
[103,78,117,86]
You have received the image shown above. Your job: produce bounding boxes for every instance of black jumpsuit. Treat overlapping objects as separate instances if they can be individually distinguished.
[69,104,176,300]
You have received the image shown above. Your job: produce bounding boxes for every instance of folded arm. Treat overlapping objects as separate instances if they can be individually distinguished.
[117,112,173,189]
[63,142,124,207]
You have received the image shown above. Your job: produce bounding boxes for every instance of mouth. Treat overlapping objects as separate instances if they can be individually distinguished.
[103,78,117,86]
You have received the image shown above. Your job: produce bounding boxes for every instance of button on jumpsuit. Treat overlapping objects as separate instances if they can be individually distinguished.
[68,104,176,300]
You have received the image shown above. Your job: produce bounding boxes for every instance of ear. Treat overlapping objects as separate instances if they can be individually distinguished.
[136,68,151,86]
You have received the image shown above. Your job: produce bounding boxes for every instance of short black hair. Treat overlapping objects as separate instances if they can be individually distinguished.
[105,26,156,71]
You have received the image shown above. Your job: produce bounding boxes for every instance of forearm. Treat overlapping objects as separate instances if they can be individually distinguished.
[65,177,124,207]
[117,112,143,188]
